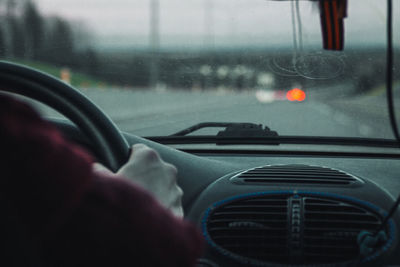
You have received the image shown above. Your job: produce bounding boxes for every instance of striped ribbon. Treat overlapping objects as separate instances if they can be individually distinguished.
[319,0,348,50]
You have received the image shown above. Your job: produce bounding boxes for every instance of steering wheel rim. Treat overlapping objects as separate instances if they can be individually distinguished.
[0,61,130,172]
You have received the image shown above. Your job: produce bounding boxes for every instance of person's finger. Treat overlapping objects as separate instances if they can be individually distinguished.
[169,185,183,210]
[129,143,148,159]
[176,185,184,198]
[141,147,160,162]
[131,146,161,165]
[92,162,114,175]
[128,144,147,161]
[171,205,184,218]
[164,163,178,176]
[130,144,161,162]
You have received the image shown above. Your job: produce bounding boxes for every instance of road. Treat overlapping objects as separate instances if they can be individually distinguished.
[34,87,395,139]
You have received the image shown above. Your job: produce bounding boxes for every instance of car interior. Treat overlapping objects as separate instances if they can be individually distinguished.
[0,58,400,266]
[1,0,400,266]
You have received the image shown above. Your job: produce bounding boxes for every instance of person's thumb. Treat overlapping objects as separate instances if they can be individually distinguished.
[92,162,114,176]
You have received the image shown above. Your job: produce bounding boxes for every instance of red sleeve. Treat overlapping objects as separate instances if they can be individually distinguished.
[48,173,204,267]
[0,94,203,267]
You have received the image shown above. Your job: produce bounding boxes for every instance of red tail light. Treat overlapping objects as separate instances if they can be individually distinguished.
[287,88,306,102]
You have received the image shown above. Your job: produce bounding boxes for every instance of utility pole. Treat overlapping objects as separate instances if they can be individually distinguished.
[203,0,215,89]
[204,0,214,49]
[149,0,160,89]
[6,0,16,17]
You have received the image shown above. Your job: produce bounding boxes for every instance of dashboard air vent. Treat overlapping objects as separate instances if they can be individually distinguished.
[302,197,380,263]
[206,195,289,263]
[204,192,393,266]
[231,165,361,186]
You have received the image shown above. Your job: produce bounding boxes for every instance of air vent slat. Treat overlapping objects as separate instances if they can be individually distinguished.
[306,212,376,219]
[305,248,358,255]
[305,205,364,213]
[305,213,365,218]
[223,244,287,250]
[306,203,361,207]
[221,204,287,209]
[209,227,287,232]
[242,199,288,205]
[249,168,345,173]
[305,222,380,229]
[304,244,355,254]
[304,226,375,232]
[305,198,339,204]
[209,218,286,223]
[252,168,333,171]
[244,178,351,185]
[232,251,289,258]
[305,219,379,224]
[304,237,356,245]
[213,211,286,216]
[304,236,358,242]
[208,223,287,229]
[246,169,347,174]
[304,253,354,259]
[213,235,287,240]
[211,216,287,221]
[240,174,352,179]
[231,165,361,186]
[244,176,346,179]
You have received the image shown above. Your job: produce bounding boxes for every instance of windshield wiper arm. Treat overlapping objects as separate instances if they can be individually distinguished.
[170,122,233,136]
[149,123,400,147]
[170,122,279,145]
[171,122,278,137]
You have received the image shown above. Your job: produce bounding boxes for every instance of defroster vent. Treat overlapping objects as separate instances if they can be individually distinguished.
[230,165,362,186]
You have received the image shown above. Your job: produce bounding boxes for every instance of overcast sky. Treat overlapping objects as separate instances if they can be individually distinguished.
[34,0,399,49]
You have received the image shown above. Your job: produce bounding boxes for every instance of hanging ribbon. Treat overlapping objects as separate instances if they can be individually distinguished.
[319,0,348,50]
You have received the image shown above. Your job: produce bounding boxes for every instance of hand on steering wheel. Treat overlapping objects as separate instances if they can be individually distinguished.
[93,144,184,218]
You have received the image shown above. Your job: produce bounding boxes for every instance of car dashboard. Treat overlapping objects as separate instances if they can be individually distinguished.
[187,156,400,267]
[56,121,400,267]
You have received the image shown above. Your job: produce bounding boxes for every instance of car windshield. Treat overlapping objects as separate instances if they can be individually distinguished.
[0,0,399,139]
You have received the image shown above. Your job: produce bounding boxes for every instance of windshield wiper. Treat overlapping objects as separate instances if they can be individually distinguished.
[171,122,278,137]
[146,122,400,148]
[169,122,279,145]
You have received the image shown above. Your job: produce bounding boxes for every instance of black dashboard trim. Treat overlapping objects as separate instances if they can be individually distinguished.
[147,136,400,148]
[179,149,400,159]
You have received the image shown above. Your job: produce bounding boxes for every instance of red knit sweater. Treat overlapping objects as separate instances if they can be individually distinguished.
[0,94,203,267]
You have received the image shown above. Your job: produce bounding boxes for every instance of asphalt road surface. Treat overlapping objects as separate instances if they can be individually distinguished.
[32,87,395,139]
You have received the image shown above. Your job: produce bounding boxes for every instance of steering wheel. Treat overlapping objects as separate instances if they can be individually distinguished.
[0,61,130,172]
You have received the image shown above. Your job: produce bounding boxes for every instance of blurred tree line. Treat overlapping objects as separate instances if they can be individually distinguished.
[0,0,394,92]
[0,0,98,76]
